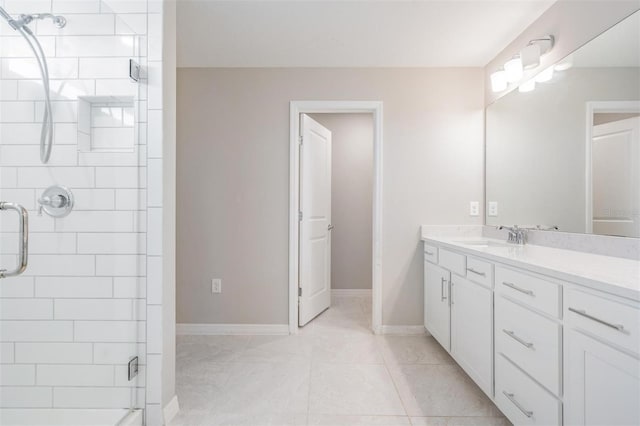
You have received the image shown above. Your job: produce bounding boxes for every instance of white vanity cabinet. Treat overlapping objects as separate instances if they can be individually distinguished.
[565,330,640,426]
[423,246,494,397]
[424,261,451,350]
[451,274,493,396]
[423,238,640,426]
[564,288,640,426]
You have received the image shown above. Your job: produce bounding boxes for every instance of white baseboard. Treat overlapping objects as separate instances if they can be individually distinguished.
[163,395,180,425]
[176,323,290,335]
[379,325,428,335]
[331,289,372,297]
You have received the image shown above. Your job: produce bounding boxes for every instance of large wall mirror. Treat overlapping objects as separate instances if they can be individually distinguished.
[486,11,640,238]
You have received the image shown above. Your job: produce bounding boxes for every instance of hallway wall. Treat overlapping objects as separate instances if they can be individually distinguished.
[310,113,373,290]
[176,68,485,327]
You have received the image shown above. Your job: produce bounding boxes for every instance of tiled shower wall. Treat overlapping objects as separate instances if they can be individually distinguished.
[0,0,165,421]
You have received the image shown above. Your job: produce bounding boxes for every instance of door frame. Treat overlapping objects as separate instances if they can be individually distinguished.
[289,101,383,334]
[585,101,640,233]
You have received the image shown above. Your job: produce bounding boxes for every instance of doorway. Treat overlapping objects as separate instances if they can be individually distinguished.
[289,101,383,334]
[585,101,640,237]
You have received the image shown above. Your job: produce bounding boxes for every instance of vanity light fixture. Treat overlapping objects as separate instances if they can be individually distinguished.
[555,55,574,71]
[504,56,524,83]
[520,43,541,69]
[491,69,508,92]
[521,36,554,69]
[518,79,536,93]
[490,35,555,93]
[535,66,554,83]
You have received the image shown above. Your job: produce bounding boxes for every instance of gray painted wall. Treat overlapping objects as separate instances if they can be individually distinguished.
[310,113,373,290]
[593,112,640,126]
[176,68,484,326]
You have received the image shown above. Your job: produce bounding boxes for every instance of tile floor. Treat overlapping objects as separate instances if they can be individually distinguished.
[172,293,509,426]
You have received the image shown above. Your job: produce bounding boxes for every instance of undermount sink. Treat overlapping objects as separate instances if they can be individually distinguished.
[453,240,510,248]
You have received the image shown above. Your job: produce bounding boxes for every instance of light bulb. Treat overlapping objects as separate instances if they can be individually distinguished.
[520,43,540,70]
[535,66,554,82]
[555,55,573,71]
[518,79,536,93]
[491,69,507,92]
[504,57,523,83]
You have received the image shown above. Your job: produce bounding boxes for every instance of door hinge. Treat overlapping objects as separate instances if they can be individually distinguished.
[298,211,303,222]
[127,356,139,381]
[298,287,302,297]
[299,135,303,145]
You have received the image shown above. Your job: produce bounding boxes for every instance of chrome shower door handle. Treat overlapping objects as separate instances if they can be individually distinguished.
[0,202,29,278]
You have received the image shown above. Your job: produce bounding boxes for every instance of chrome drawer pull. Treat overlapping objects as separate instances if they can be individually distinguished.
[503,329,534,349]
[502,391,533,418]
[425,250,435,256]
[568,307,624,332]
[467,267,486,277]
[440,277,447,302]
[502,281,534,296]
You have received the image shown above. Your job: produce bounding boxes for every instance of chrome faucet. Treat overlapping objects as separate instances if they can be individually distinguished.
[497,225,528,245]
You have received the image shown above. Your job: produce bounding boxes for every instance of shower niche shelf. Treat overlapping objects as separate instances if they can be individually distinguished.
[77,95,137,153]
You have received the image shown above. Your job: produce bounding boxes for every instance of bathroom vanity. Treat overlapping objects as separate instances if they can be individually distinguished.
[433,9,640,425]
[422,232,640,426]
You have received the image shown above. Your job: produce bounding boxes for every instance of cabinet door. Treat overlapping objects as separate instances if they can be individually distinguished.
[451,275,493,397]
[565,329,640,426]
[424,261,451,351]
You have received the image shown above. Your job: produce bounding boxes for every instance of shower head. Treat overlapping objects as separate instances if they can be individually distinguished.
[52,15,67,28]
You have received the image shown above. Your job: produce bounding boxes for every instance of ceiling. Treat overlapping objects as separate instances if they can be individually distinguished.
[177,0,556,68]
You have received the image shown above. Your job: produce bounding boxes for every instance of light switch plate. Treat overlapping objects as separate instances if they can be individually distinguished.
[488,201,498,217]
[469,201,480,216]
[211,279,222,293]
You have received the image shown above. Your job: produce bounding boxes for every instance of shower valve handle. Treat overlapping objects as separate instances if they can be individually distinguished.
[39,195,66,208]
[38,195,66,215]
[37,186,74,218]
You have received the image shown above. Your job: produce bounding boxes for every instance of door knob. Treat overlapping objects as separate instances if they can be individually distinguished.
[328,224,335,231]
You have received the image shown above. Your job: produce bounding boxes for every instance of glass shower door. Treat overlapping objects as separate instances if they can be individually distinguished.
[0,3,146,424]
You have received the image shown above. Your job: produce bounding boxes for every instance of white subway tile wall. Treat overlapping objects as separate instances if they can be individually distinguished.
[0,0,164,420]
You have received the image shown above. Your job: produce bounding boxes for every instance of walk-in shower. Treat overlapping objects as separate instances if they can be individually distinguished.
[0,6,66,164]
[0,3,146,424]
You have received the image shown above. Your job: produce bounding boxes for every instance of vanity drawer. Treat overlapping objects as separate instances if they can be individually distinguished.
[495,354,561,426]
[496,266,560,318]
[496,297,561,396]
[424,243,438,264]
[465,256,493,288]
[566,288,640,355]
[439,248,466,276]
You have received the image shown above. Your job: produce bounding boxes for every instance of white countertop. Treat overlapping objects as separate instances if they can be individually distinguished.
[422,235,640,302]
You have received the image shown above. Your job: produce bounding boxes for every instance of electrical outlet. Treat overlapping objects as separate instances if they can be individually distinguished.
[488,201,499,217]
[211,278,222,294]
[469,201,480,216]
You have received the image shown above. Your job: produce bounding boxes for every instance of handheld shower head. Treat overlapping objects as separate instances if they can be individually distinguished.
[52,15,66,28]
[0,5,64,164]
[14,13,66,30]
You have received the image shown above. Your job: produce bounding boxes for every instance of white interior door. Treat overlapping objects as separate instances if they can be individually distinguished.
[592,116,640,237]
[299,114,332,326]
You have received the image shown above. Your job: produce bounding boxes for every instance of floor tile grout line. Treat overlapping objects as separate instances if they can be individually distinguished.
[381,340,413,420]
